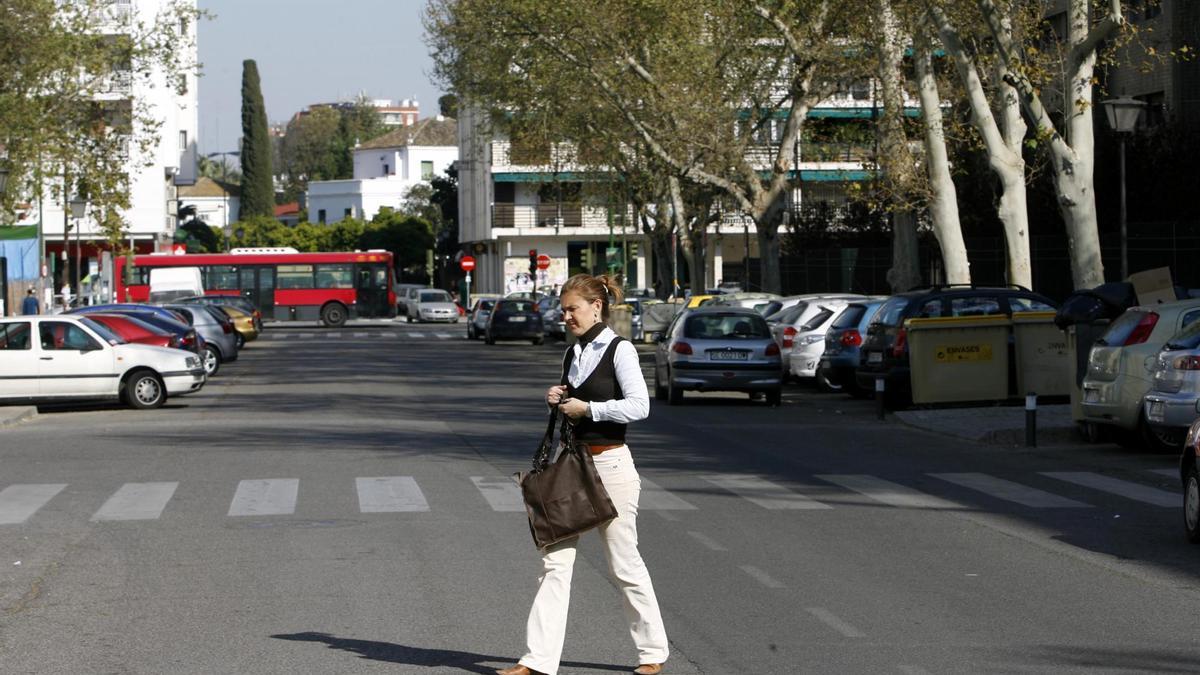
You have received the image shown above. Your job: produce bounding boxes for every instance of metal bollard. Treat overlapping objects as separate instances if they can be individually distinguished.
[1025,392,1037,447]
[875,377,886,421]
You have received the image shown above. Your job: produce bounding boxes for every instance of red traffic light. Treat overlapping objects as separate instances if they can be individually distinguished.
[528,249,537,258]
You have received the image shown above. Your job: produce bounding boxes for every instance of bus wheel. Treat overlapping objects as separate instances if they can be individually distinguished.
[321,303,347,328]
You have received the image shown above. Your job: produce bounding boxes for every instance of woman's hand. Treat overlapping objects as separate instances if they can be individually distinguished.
[546,385,567,406]
[560,397,589,420]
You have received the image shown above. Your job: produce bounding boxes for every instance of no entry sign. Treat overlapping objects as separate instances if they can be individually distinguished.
[460,255,476,272]
[536,254,551,270]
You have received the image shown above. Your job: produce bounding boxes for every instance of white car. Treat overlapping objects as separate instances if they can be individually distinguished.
[786,298,866,379]
[0,315,206,409]
[407,289,460,323]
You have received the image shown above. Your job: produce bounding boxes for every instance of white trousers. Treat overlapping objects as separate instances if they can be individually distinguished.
[519,446,670,675]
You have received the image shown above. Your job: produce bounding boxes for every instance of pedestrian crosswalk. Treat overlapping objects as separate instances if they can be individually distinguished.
[0,469,1181,527]
[258,330,466,342]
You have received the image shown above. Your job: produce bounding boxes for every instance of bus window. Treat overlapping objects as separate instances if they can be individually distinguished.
[315,264,353,289]
[277,265,314,289]
[207,265,240,290]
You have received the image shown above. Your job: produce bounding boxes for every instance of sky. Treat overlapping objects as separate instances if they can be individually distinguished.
[196,0,444,156]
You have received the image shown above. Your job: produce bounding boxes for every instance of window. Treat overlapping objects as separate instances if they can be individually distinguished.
[1009,297,1057,313]
[344,207,354,219]
[684,314,769,339]
[915,299,944,318]
[276,265,314,289]
[1182,309,1200,330]
[831,305,866,330]
[421,161,434,180]
[179,130,187,151]
[206,265,239,290]
[801,308,836,332]
[315,264,353,289]
[383,163,390,175]
[873,297,910,327]
[951,297,1002,317]
[39,322,100,351]
[420,290,452,303]
[318,209,327,224]
[0,323,32,350]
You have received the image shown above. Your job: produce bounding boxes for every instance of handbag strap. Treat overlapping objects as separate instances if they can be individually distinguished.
[532,405,561,470]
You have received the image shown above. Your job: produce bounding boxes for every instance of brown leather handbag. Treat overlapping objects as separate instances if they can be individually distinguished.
[517,408,618,550]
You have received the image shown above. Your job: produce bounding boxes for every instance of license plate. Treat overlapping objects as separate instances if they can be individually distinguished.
[1148,400,1165,420]
[508,316,526,322]
[709,350,749,361]
[868,351,883,364]
[1084,388,1099,403]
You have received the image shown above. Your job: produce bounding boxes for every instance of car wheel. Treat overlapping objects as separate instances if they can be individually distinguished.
[236,333,245,350]
[766,387,782,407]
[203,345,222,377]
[667,370,683,405]
[654,369,667,401]
[124,369,166,410]
[406,314,413,323]
[321,303,347,328]
[532,336,544,346]
[1186,464,1200,544]
[485,332,496,345]
[816,366,843,393]
[1077,420,1107,444]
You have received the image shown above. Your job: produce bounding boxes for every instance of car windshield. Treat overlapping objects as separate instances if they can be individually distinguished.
[1166,316,1200,350]
[684,313,770,339]
[872,296,910,327]
[79,317,124,345]
[421,291,452,303]
[831,305,867,330]
[770,302,807,324]
[476,299,496,311]
[500,300,536,313]
[800,308,836,332]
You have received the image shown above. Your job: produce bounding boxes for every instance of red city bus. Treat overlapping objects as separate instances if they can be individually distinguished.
[114,250,397,327]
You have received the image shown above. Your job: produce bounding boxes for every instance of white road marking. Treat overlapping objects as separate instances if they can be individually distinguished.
[92,482,178,521]
[816,474,962,510]
[806,607,866,638]
[897,666,933,675]
[1148,468,1179,479]
[472,477,525,512]
[353,332,369,338]
[702,474,832,510]
[687,531,727,551]
[409,332,426,338]
[356,477,430,513]
[228,479,299,516]
[1041,472,1178,507]
[740,565,785,588]
[930,473,1092,509]
[0,484,67,525]
[638,478,698,510]
[326,332,343,339]
[298,333,314,339]
[435,333,454,339]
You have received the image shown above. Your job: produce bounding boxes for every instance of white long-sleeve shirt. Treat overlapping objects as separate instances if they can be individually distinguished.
[565,326,650,424]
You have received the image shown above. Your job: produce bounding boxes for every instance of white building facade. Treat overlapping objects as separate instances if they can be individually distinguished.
[306,117,458,225]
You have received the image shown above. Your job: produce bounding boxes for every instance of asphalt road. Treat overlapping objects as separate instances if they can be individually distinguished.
[2,320,1199,674]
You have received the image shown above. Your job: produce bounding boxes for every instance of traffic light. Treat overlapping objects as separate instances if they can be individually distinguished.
[629,242,639,258]
[579,247,592,271]
[528,249,538,277]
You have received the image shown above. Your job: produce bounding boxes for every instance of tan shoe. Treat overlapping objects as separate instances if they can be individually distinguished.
[634,664,664,675]
[495,665,543,675]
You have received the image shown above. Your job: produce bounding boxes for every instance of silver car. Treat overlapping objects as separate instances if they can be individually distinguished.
[467,295,501,340]
[408,289,459,323]
[1144,319,1200,447]
[165,304,239,376]
[653,307,783,406]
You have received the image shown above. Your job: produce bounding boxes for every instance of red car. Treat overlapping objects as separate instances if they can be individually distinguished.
[87,313,182,350]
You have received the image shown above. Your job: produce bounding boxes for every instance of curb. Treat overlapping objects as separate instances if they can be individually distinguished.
[893,410,1082,447]
[0,406,38,429]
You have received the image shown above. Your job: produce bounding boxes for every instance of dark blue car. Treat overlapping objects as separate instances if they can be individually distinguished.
[817,298,889,396]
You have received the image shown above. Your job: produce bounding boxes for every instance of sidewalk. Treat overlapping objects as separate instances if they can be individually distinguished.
[0,406,38,428]
[894,404,1080,446]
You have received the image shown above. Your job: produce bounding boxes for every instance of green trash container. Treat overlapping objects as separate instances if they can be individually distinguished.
[906,315,1011,404]
[1013,312,1071,398]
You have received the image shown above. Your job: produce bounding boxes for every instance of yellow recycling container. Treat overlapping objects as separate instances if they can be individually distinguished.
[906,315,1011,404]
[1012,311,1070,398]
[609,304,633,340]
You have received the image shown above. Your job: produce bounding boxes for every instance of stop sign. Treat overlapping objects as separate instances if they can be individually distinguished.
[536,254,551,270]
[460,255,475,272]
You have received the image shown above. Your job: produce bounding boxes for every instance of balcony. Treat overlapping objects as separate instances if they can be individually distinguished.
[493,203,582,229]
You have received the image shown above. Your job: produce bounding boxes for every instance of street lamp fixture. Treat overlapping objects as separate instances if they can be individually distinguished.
[1102,95,1146,281]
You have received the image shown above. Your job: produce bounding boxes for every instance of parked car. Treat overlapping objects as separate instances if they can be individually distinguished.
[466,294,501,340]
[406,289,459,323]
[85,313,182,350]
[485,298,544,345]
[537,296,566,340]
[686,294,715,309]
[624,298,660,342]
[0,315,205,409]
[855,286,1058,404]
[767,294,869,377]
[71,303,188,324]
[164,304,239,376]
[817,298,890,395]
[177,295,263,332]
[1145,319,1200,448]
[705,292,782,314]
[93,310,203,357]
[1179,417,1200,541]
[787,297,871,381]
[652,307,782,406]
[213,305,260,349]
[757,295,814,319]
[1082,298,1200,449]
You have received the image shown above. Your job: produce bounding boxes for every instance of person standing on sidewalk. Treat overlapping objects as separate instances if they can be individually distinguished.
[21,289,39,315]
[497,273,669,675]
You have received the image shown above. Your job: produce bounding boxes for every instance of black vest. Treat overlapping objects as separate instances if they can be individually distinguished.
[562,335,627,445]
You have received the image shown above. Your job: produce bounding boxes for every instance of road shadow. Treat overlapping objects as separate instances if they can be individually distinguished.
[270,631,628,673]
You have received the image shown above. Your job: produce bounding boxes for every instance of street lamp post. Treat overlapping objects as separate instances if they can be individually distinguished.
[69,193,87,307]
[1102,96,1146,281]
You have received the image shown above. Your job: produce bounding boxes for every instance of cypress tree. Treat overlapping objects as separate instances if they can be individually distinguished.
[239,59,274,218]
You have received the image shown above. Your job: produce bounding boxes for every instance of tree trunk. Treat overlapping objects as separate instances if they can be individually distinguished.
[754,217,781,294]
[997,173,1032,288]
[887,211,922,292]
[1056,157,1105,288]
[913,28,970,285]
